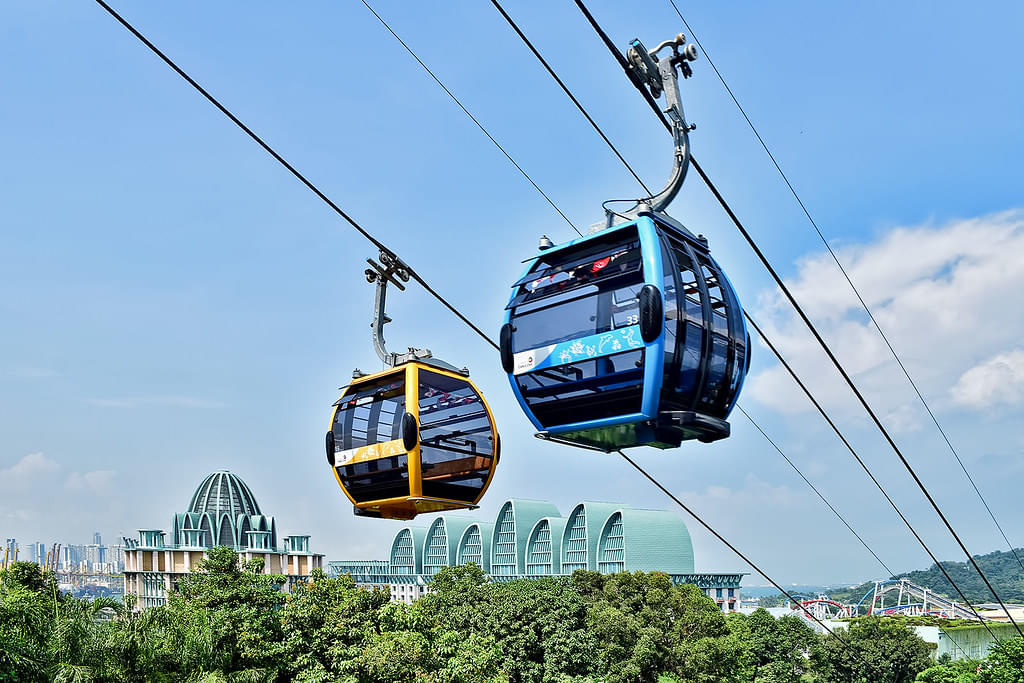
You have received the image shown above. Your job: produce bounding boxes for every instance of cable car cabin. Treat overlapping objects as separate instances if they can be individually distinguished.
[500,211,749,451]
[326,361,499,520]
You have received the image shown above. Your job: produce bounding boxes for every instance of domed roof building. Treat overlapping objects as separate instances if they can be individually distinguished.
[123,470,323,610]
[189,471,263,517]
[172,471,278,550]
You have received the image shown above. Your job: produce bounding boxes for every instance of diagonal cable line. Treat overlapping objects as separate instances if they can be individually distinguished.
[615,449,881,674]
[743,314,999,638]
[92,0,497,352]
[361,1,903,647]
[736,404,895,578]
[359,0,581,237]
[740,407,975,657]
[664,0,1024,577]
[693,154,1023,636]
[92,0,870,661]
[562,0,1024,636]
[494,0,1000,631]
[487,0,652,197]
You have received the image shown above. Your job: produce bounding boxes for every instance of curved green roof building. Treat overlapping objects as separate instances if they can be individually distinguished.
[597,508,694,574]
[374,498,696,577]
[491,499,561,576]
[526,516,568,575]
[423,516,474,576]
[331,499,741,610]
[330,497,741,610]
[456,522,494,572]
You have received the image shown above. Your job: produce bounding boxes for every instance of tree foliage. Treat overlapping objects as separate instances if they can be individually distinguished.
[812,617,932,683]
[8,551,1006,682]
[730,608,818,682]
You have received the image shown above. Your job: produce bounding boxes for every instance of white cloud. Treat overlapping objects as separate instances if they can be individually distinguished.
[65,470,117,495]
[678,474,806,515]
[746,210,1024,427]
[952,349,1024,408]
[0,454,117,529]
[0,452,60,486]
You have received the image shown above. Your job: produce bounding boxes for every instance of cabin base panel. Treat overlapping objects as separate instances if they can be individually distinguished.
[536,411,730,451]
[354,497,480,521]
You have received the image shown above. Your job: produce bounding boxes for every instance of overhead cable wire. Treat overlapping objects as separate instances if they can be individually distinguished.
[614,449,878,672]
[693,158,1022,635]
[361,2,900,641]
[733,404,981,656]
[743,315,998,638]
[487,0,653,197]
[499,0,1008,636]
[736,405,895,578]
[663,0,1024,578]
[93,1,868,661]
[359,0,581,237]
[92,0,497,352]
[487,0,996,632]
[562,0,1024,636]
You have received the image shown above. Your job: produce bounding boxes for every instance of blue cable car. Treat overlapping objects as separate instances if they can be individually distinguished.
[500,210,748,451]
[499,33,749,451]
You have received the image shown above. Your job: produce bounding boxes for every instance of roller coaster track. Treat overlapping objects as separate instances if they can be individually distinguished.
[861,579,984,621]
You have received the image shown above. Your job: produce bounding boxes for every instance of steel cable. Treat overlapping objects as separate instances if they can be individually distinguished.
[93,0,871,660]
[563,0,1023,636]
[663,0,1024,576]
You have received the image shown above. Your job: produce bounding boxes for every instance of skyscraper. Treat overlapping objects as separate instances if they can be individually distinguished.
[26,541,45,565]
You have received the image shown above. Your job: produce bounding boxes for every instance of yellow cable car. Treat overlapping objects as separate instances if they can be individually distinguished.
[324,251,500,520]
[326,361,498,520]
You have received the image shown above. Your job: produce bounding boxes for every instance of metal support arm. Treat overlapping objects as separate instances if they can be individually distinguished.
[605,34,698,226]
[363,251,433,369]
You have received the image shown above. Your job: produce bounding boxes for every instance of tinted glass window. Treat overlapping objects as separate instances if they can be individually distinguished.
[679,321,704,396]
[510,239,643,309]
[661,242,678,397]
[418,371,494,503]
[338,455,409,503]
[673,247,704,322]
[518,349,644,427]
[510,234,645,354]
[728,338,746,399]
[512,282,643,353]
[699,261,730,335]
[332,373,409,503]
[332,375,405,450]
[700,334,730,407]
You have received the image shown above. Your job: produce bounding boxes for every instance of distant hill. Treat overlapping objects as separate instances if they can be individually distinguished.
[763,548,1024,607]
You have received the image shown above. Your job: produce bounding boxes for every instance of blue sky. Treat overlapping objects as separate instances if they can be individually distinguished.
[2,1,1023,585]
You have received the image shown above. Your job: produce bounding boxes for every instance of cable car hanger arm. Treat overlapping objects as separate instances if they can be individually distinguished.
[359,250,470,376]
[611,34,698,226]
[363,251,431,370]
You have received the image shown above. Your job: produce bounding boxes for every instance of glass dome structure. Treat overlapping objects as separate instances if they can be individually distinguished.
[172,470,277,550]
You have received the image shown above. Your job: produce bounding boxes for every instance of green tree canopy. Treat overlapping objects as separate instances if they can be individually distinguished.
[812,617,932,683]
